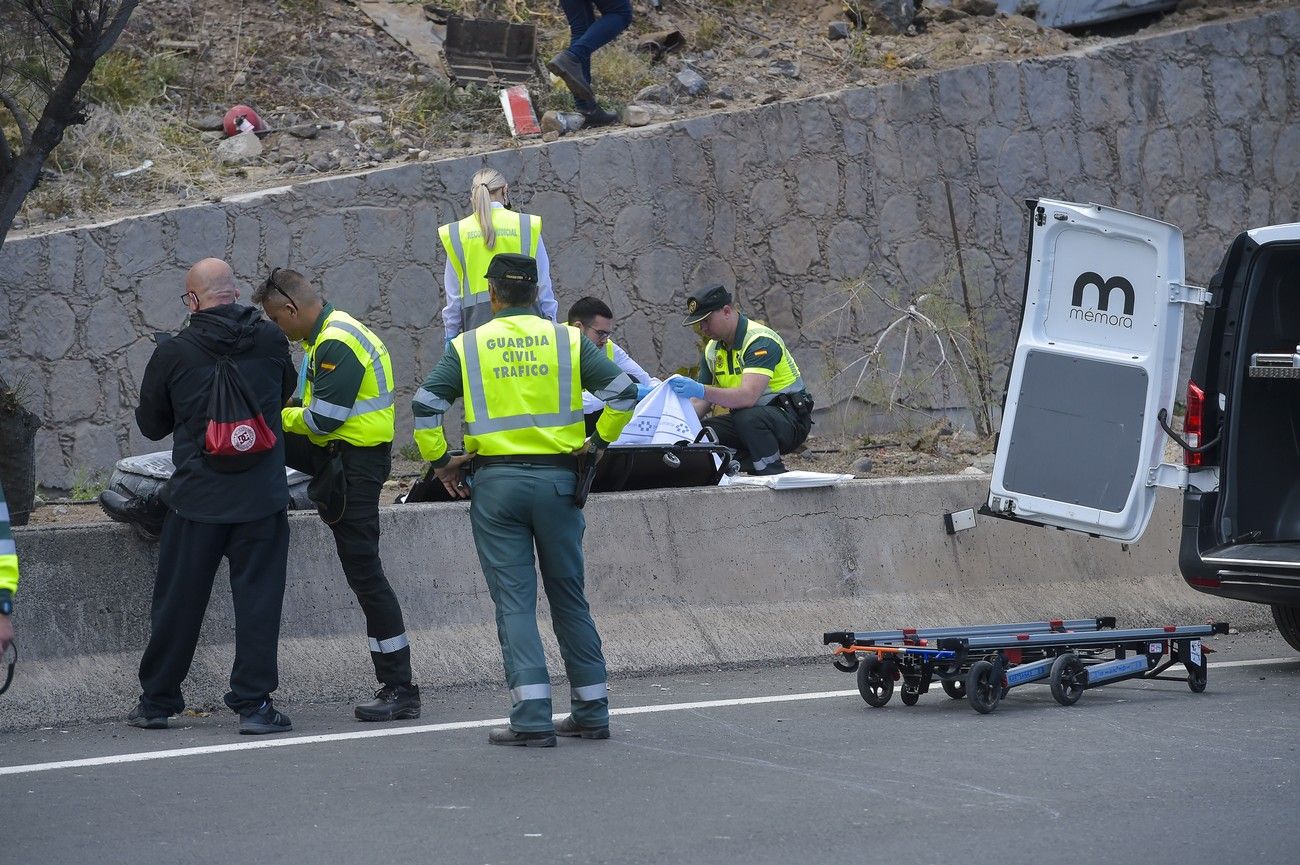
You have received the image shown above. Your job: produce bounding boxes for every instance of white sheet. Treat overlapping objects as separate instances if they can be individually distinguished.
[612,375,702,446]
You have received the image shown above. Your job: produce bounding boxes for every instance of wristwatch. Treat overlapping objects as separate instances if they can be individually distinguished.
[0,593,12,617]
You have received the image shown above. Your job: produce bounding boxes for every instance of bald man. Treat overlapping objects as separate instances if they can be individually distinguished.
[131,258,297,735]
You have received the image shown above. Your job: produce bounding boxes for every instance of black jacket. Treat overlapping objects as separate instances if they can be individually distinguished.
[136,303,295,524]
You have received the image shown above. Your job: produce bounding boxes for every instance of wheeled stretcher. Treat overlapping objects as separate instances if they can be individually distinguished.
[824,618,1226,713]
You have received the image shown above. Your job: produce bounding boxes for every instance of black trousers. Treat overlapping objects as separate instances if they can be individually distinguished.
[284,433,412,686]
[138,510,289,716]
[705,404,811,473]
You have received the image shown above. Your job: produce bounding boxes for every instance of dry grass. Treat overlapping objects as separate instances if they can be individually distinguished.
[23,104,223,222]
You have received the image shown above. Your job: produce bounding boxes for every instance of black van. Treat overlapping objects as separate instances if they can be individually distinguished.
[982,198,1300,652]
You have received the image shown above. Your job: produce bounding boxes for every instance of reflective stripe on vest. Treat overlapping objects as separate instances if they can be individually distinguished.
[706,319,805,405]
[440,210,542,332]
[456,317,584,454]
[302,310,396,445]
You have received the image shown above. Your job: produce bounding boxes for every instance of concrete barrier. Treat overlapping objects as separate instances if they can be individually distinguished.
[3,475,1266,729]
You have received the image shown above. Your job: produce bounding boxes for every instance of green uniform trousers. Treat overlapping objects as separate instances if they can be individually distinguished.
[469,463,609,732]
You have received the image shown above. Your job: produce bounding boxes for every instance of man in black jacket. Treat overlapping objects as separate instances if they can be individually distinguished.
[130,258,297,735]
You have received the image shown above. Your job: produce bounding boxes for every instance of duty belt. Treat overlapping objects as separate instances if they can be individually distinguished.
[474,454,578,470]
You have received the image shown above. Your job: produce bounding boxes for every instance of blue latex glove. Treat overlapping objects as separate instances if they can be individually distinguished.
[444,336,454,353]
[635,383,654,400]
[669,377,705,400]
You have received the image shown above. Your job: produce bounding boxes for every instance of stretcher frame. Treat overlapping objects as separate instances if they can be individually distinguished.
[825,618,1227,713]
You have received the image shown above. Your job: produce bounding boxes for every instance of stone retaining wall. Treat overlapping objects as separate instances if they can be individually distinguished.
[1,9,1297,487]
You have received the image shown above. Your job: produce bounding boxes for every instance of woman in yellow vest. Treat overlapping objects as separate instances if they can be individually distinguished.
[438,168,558,342]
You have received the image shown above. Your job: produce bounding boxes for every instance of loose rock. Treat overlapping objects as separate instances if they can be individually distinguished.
[850,456,874,475]
[827,21,851,41]
[634,84,673,104]
[216,131,263,163]
[769,59,801,79]
[672,68,709,97]
[622,103,674,127]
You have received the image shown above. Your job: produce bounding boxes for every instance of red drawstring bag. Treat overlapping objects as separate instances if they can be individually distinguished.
[196,350,277,473]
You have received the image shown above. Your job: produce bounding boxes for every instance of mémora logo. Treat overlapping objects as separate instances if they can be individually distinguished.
[1068,271,1135,329]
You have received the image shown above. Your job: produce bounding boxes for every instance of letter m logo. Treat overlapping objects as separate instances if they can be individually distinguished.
[1071,272,1136,315]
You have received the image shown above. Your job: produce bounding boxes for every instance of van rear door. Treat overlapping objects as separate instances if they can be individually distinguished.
[985,199,1197,542]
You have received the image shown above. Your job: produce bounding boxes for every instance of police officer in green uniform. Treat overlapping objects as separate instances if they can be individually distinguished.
[255,268,420,722]
[412,253,638,747]
[0,481,18,656]
[670,284,814,475]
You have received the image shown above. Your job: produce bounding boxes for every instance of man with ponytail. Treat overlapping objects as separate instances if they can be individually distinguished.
[439,168,558,344]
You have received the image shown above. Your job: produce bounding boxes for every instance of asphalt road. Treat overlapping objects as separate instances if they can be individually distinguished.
[2,631,1297,865]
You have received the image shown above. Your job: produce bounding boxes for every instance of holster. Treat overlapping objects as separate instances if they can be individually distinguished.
[307,441,348,525]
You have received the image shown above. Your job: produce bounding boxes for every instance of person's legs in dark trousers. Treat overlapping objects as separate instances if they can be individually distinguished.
[704,405,803,474]
[284,433,412,686]
[137,514,228,717]
[531,468,608,729]
[557,0,633,112]
[333,443,412,686]
[222,511,290,715]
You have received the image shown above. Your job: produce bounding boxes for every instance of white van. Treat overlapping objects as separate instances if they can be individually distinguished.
[983,198,1300,651]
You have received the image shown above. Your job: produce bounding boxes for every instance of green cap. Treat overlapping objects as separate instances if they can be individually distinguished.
[484,252,538,283]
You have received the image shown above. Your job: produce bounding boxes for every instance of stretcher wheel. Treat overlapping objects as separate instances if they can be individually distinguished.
[1049,653,1086,706]
[833,653,859,673]
[726,460,741,476]
[966,660,1002,714]
[900,686,920,706]
[941,678,966,700]
[857,655,893,707]
[1188,665,1207,693]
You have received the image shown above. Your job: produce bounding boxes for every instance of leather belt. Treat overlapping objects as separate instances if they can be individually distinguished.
[475,454,578,470]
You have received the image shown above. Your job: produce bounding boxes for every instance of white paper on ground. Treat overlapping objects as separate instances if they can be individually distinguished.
[612,375,702,446]
[720,470,854,490]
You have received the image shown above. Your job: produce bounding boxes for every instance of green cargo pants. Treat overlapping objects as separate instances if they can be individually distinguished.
[469,463,609,732]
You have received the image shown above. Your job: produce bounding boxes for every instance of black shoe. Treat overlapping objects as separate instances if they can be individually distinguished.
[580,106,620,127]
[127,704,169,730]
[239,701,293,735]
[555,715,610,739]
[488,726,557,748]
[546,51,595,105]
[354,683,421,722]
[751,461,788,476]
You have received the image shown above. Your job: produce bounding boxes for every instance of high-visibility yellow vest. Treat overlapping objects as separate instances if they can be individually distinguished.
[0,482,17,596]
[439,209,543,332]
[604,340,616,361]
[705,319,805,404]
[294,309,395,446]
[454,315,584,456]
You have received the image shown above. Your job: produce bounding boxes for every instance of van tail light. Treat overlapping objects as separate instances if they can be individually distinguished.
[1184,381,1206,468]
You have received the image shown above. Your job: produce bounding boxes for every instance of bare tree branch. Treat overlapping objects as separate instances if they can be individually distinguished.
[0,90,34,147]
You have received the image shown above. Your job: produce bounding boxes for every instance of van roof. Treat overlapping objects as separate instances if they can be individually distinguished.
[1247,223,1300,245]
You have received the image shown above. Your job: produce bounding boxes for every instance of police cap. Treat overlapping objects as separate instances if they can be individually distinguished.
[683,284,732,325]
[484,252,538,283]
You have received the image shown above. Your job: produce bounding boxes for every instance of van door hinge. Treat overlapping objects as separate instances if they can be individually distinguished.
[1169,283,1210,305]
[1147,463,1188,489]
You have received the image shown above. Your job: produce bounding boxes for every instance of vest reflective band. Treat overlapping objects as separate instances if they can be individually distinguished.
[706,319,805,405]
[455,316,584,456]
[302,310,396,446]
[439,209,543,332]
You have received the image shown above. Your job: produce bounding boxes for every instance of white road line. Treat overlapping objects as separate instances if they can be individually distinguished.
[1,657,1295,778]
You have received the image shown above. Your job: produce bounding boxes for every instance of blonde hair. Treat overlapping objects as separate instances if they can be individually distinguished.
[470,167,508,249]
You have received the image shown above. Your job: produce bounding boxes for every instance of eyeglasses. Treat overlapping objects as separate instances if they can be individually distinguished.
[590,328,614,340]
[262,267,297,307]
[179,291,196,306]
